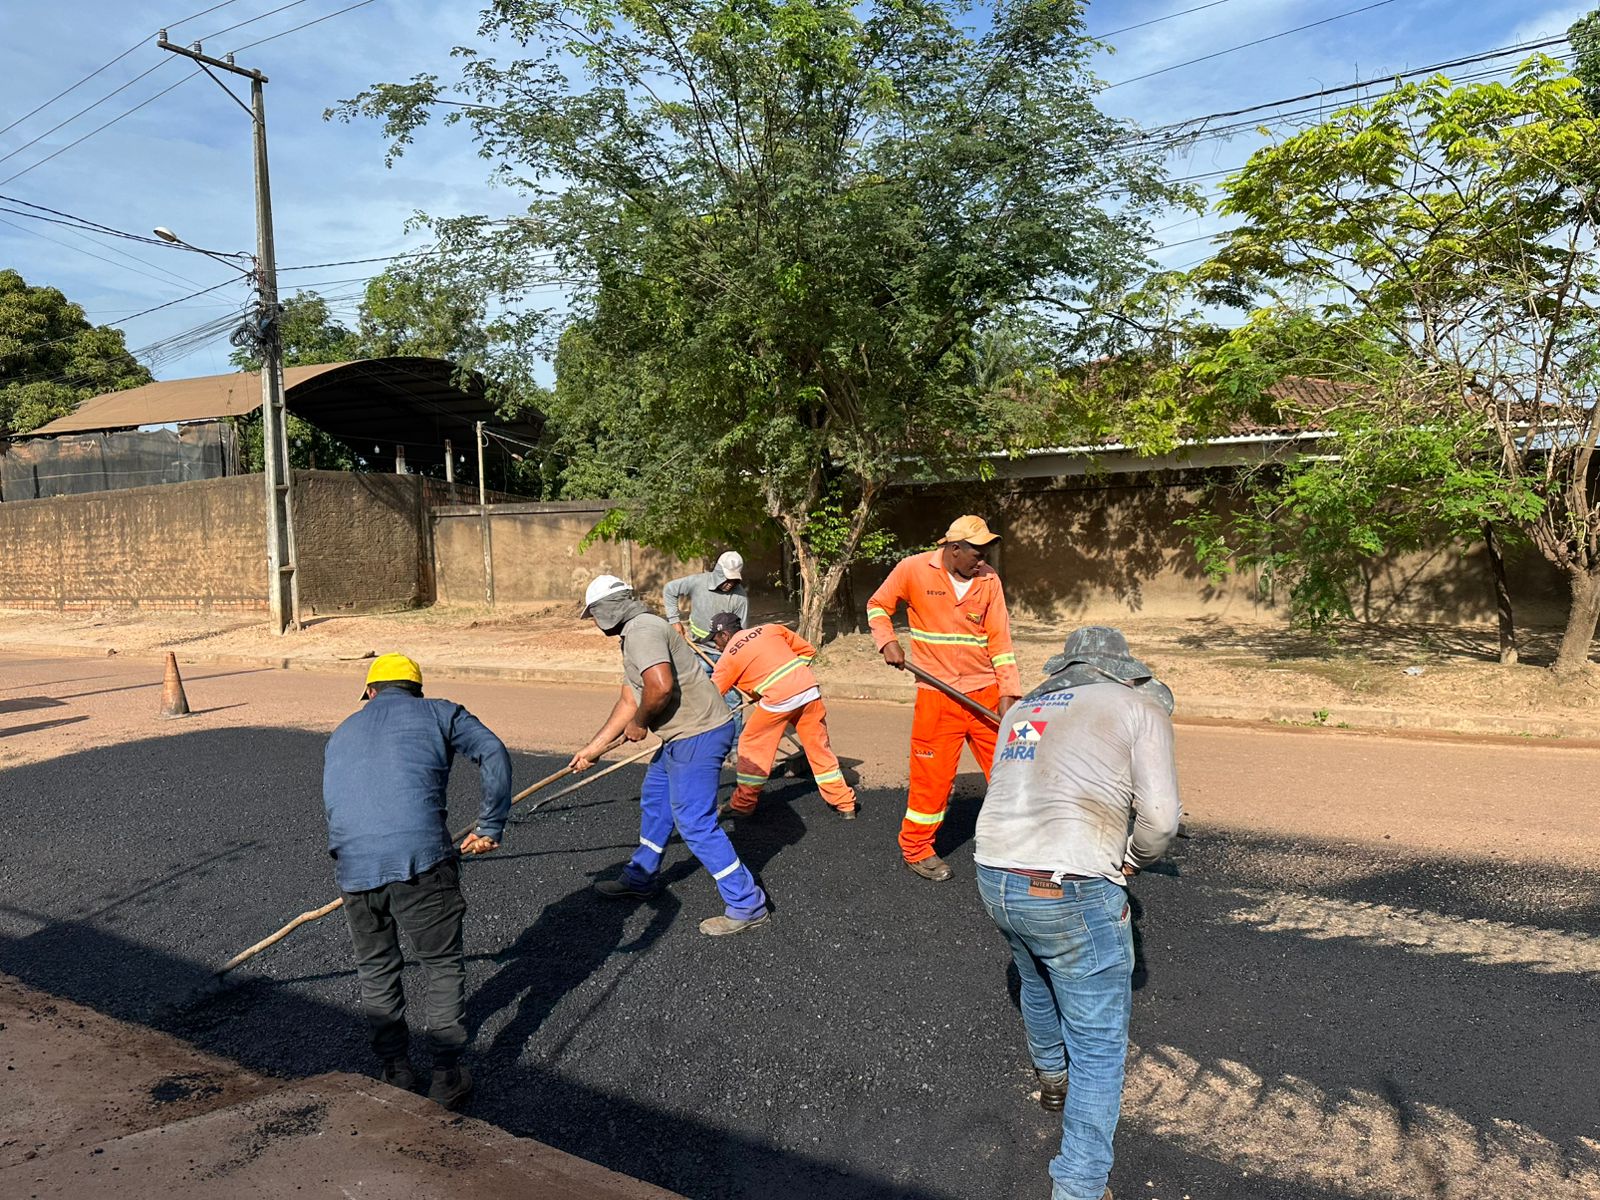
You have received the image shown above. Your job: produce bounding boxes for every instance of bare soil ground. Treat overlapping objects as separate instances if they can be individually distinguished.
[4,605,1599,733]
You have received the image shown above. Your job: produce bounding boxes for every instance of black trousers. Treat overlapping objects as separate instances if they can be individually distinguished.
[341,857,468,1065]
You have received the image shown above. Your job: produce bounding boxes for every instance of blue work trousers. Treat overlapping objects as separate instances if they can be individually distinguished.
[976,865,1133,1200]
[622,722,767,920]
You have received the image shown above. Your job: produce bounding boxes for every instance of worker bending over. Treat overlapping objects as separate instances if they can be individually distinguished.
[974,627,1181,1200]
[573,575,770,936]
[867,515,1020,881]
[322,654,512,1111]
[708,612,857,820]
[664,551,748,646]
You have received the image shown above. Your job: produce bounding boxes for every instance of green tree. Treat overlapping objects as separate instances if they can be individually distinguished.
[1179,57,1600,673]
[335,0,1177,641]
[0,269,150,435]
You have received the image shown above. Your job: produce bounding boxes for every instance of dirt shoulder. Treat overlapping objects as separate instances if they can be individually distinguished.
[3,605,1598,740]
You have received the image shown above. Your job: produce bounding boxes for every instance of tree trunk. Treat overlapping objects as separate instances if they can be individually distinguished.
[1553,569,1600,674]
[792,546,831,646]
[1481,522,1517,665]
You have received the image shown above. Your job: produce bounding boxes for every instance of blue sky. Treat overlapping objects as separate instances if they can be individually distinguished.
[0,0,1588,383]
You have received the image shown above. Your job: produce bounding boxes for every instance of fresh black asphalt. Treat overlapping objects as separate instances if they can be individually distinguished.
[0,724,1595,1199]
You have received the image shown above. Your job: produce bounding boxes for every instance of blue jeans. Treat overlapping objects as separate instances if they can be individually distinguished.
[976,865,1133,1200]
[622,722,767,920]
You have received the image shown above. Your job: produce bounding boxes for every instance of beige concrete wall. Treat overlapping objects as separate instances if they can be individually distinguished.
[0,475,267,612]
[431,502,779,612]
[864,477,1570,628]
[292,472,432,615]
[0,471,433,615]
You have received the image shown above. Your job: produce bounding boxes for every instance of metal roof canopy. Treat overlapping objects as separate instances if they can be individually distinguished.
[25,357,541,469]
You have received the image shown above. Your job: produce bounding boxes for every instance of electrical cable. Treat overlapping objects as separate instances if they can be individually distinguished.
[0,69,202,187]
[1092,0,1241,41]
[1105,0,1400,90]
[230,0,379,53]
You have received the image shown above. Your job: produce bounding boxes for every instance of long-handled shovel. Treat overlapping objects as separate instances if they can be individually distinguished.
[215,738,661,977]
[894,660,1003,724]
[683,638,808,765]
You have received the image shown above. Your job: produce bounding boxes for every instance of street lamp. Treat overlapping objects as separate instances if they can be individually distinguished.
[151,226,255,274]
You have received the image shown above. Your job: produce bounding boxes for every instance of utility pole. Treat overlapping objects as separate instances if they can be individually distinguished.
[476,420,494,607]
[158,33,300,634]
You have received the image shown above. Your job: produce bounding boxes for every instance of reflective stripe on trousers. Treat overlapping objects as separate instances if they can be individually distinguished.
[622,722,767,921]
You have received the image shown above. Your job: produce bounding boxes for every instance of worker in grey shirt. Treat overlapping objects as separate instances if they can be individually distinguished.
[974,627,1181,1200]
[664,551,748,644]
[572,574,769,936]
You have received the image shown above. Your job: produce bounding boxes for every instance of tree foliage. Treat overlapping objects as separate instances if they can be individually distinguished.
[336,0,1178,640]
[1174,57,1600,672]
[0,268,150,436]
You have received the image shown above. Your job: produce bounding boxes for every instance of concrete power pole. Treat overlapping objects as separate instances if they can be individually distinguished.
[158,34,300,634]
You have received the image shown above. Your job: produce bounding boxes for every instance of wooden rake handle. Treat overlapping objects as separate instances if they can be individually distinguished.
[216,738,659,977]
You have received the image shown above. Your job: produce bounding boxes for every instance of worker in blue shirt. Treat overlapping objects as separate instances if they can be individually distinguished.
[323,653,512,1111]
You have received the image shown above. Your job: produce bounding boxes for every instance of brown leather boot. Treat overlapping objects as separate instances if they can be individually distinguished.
[905,853,952,882]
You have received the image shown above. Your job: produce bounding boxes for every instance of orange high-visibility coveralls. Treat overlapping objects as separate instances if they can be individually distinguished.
[711,624,857,815]
[866,550,1021,862]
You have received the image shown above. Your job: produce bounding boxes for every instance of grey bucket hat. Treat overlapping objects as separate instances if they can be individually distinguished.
[1041,626,1174,714]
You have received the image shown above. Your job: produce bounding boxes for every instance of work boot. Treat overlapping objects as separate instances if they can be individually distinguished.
[905,853,952,882]
[593,876,660,900]
[836,805,858,821]
[1036,1068,1066,1112]
[380,1057,418,1092]
[698,912,770,937]
[427,1063,473,1111]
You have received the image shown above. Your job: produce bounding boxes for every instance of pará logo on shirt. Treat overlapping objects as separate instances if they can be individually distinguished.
[1007,719,1048,745]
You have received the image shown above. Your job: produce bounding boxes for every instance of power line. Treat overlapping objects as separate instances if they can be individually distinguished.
[230,0,379,53]
[0,192,182,248]
[0,60,173,168]
[1105,0,1400,90]
[0,1,245,141]
[1123,34,1571,147]
[1091,0,1241,42]
[195,0,316,44]
[0,69,202,187]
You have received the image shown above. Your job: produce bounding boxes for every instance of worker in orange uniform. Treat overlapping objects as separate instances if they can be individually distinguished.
[867,515,1021,881]
[708,612,858,820]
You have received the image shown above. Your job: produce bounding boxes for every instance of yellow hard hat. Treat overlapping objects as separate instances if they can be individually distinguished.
[363,653,422,699]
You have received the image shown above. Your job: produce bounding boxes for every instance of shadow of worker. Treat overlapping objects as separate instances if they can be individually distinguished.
[467,861,698,1061]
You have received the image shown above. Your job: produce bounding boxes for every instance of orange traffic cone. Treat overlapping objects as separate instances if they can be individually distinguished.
[160,652,190,719]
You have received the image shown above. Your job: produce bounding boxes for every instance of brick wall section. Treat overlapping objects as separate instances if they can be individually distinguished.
[0,472,433,614]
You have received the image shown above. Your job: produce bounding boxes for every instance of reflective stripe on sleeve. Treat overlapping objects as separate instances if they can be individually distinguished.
[991,652,1017,667]
[866,606,889,621]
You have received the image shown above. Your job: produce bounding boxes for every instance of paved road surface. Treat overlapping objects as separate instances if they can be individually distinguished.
[1,653,1596,1199]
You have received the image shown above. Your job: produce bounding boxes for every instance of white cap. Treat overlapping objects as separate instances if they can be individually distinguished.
[582,574,631,615]
[715,551,744,581]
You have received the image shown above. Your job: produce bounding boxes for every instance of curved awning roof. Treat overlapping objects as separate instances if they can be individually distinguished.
[25,357,541,469]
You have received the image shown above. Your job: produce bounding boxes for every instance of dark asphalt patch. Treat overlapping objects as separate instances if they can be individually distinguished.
[0,728,1595,1200]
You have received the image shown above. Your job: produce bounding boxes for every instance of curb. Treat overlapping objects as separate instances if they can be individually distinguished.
[7,638,1600,746]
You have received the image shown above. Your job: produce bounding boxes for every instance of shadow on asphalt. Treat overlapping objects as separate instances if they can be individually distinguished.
[3,729,1597,1200]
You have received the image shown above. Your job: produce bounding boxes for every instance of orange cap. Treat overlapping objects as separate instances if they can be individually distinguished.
[937,515,1000,546]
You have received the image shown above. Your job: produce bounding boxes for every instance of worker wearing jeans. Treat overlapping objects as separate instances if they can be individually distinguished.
[974,628,1181,1200]
[574,575,769,936]
[323,654,511,1111]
